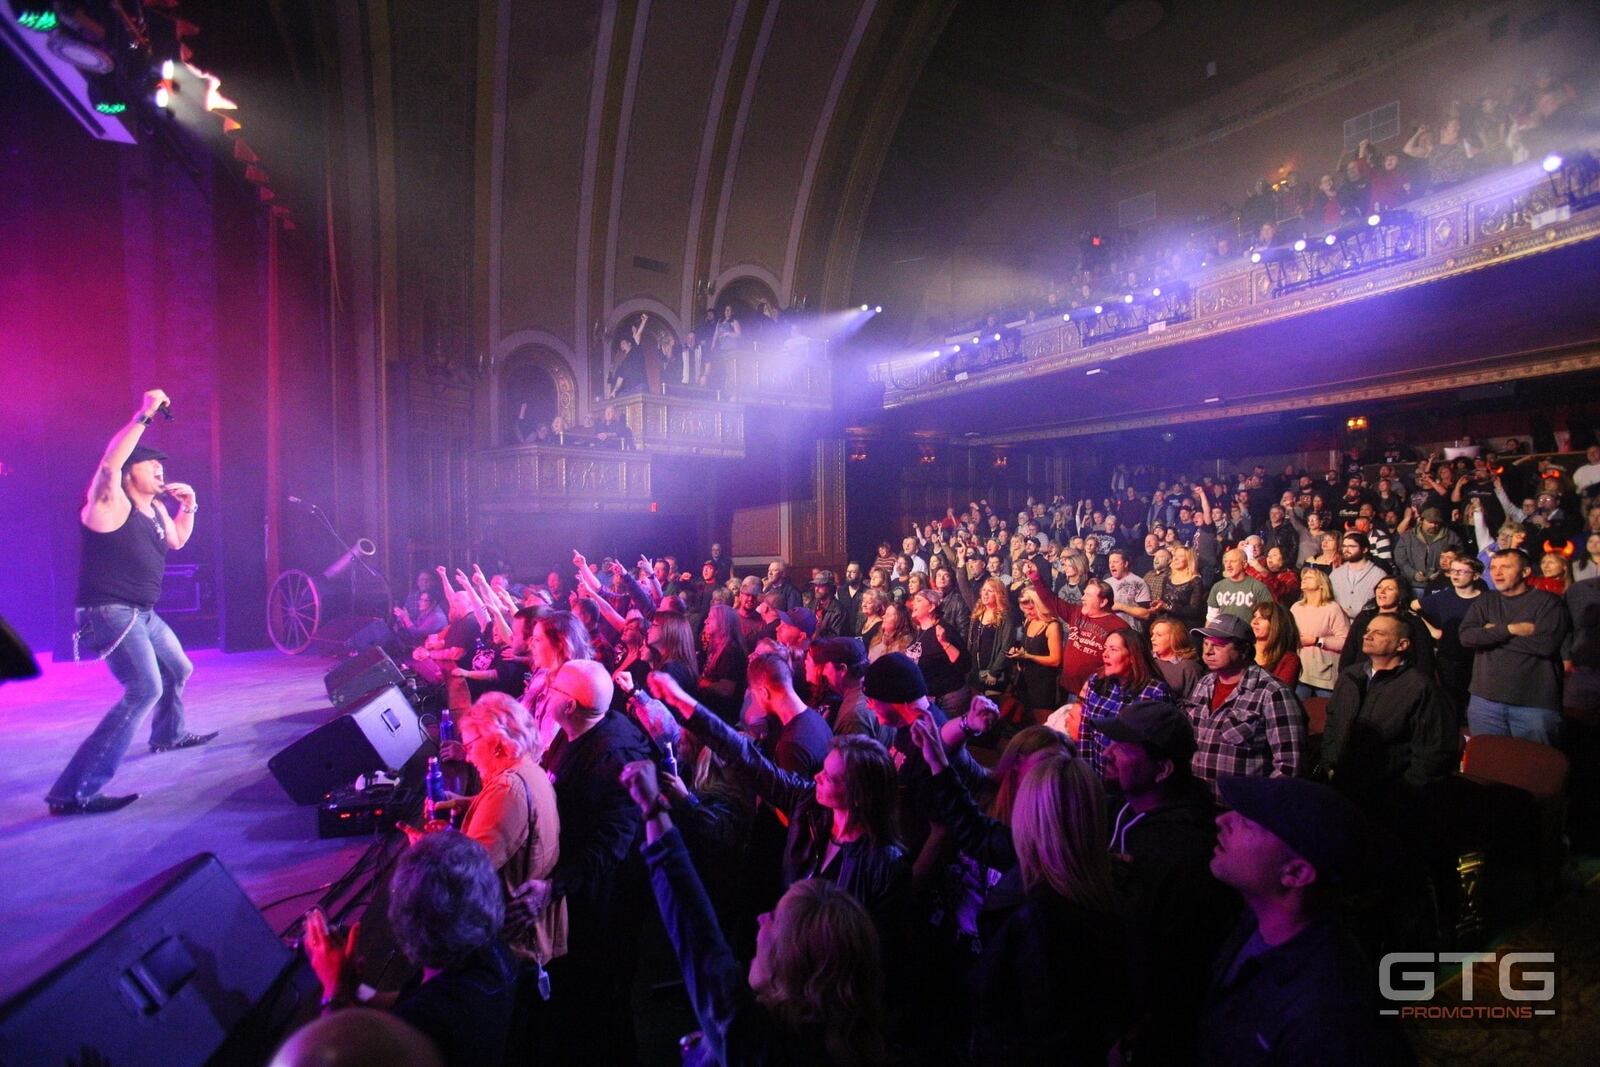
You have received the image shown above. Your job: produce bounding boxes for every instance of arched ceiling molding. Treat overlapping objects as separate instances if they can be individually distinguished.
[491,328,584,438]
[712,263,784,306]
[781,0,876,301]
[601,0,654,318]
[812,0,956,311]
[608,297,683,339]
[707,0,781,299]
[574,0,622,391]
[679,0,752,325]
[483,0,512,354]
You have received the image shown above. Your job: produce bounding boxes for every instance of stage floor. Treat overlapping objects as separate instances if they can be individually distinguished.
[0,648,379,1002]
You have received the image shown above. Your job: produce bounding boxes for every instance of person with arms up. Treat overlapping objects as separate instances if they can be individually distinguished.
[47,389,216,815]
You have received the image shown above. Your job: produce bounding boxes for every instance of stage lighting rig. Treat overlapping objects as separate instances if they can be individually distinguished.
[1542,151,1600,214]
[1264,211,1420,297]
[1074,282,1193,347]
[2,0,188,143]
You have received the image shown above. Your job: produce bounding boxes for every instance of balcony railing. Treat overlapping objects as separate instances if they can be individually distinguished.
[874,156,1600,403]
[613,392,745,457]
[474,443,653,513]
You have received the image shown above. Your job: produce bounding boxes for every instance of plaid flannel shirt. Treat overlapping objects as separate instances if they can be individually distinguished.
[1078,674,1172,775]
[1182,664,1307,790]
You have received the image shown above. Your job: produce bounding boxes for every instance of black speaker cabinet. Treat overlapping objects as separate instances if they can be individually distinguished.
[323,645,405,707]
[268,685,425,804]
[0,853,305,1067]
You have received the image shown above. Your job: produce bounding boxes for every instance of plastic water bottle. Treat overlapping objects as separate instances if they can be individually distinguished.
[438,708,455,747]
[423,756,445,822]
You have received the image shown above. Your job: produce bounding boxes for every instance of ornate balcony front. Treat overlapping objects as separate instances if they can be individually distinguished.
[873,158,1600,412]
[614,392,745,457]
[474,443,653,514]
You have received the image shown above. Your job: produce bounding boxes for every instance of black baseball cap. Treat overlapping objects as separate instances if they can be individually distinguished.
[777,607,817,637]
[1095,699,1196,762]
[122,444,168,472]
[1217,776,1365,885]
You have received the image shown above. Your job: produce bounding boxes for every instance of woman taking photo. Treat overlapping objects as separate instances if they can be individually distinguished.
[1250,601,1302,687]
[1290,567,1348,699]
[1148,617,1203,698]
[1006,588,1062,720]
[623,757,885,1065]
[967,577,1015,699]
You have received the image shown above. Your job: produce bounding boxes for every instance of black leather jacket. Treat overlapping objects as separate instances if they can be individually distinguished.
[683,702,909,927]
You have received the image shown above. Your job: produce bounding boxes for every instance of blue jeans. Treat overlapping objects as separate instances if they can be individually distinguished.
[48,604,193,803]
[1465,695,1562,746]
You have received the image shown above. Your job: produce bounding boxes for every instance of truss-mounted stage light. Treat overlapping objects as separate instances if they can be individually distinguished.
[1062,313,1071,322]
[1324,233,1338,246]
[1542,151,1600,214]
[1123,294,1134,304]
[85,73,128,114]
[47,31,113,73]
[874,305,883,313]
[1093,304,1103,314]
[859,304,869,311]
[1367,213,1382,227]
[1250,251,1262,263]
[15,7,59,32]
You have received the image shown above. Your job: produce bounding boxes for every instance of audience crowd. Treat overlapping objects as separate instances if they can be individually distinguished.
[287,433,1600,1066]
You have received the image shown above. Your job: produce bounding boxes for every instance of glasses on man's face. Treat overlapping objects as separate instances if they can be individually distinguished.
[533,686,576,719]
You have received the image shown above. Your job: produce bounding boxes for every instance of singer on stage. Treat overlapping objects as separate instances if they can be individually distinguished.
[45,389,217,815]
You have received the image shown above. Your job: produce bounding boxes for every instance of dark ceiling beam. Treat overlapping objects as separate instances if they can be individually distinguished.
[810,0,958,311]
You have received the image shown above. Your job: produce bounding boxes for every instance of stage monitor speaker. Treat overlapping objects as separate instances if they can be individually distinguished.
[0,853,306,1067]
[323,645,404,707]
[268,685,425,805]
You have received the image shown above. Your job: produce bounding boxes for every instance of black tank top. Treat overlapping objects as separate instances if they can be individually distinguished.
[78,505,169,609]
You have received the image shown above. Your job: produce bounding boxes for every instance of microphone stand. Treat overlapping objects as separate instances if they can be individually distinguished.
[302,499,395,617]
